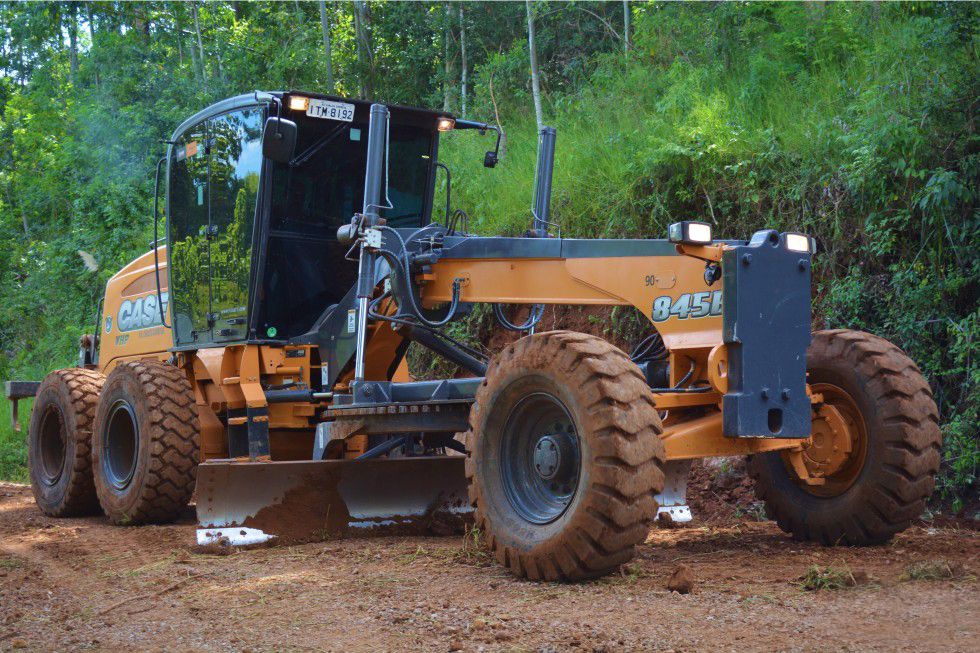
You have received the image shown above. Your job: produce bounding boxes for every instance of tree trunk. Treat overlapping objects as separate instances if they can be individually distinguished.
[442,2,451,112]
[86,2,99,89]
[353,1,373,99]
[488,69,506,159]
[187,9,201,82]
[174,7,184,66]
[213,30,223,78]
[623,0,630,55]
[192,2,206,82]
[67,2,79,83]
[318,0,334,93]
[459,4,467,118]
[525,0,544,132]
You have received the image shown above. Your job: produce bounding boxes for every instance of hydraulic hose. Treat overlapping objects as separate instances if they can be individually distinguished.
[493,302,545,332]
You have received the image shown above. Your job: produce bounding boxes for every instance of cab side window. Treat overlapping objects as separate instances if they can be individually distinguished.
[208,108,264,341]
[168,124,210,345]
[168,106,265,346]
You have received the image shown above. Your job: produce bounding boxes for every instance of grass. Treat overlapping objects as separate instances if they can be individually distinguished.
[452,524,494,568]
[0,556,24,570]
[900,559,968,582]
[0,405,29,483]
[798,565,861,591]
[609,561,647,586]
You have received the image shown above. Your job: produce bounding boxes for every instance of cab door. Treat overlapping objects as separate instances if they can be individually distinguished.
[207,107,264,342]
[169,123,212,346]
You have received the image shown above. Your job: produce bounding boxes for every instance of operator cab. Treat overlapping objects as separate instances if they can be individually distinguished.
[165,92,445,349]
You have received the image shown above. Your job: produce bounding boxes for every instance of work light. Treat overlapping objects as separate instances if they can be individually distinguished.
[784,232,816,253]
[288,95,310,112]
[668,221,713,245]
[436,116,456,132]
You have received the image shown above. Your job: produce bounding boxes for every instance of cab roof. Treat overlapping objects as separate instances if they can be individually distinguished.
[170,91,452,143]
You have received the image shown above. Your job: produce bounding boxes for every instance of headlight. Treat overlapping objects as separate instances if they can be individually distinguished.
[784,233,815,253]
[668,221,713,245]
[436,116,456,132]
[288,95,310,112]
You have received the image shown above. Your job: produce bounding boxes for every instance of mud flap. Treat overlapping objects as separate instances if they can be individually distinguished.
[196,456,471,546]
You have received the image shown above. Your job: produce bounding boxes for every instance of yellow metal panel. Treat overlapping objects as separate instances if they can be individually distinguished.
[661,411,807,460]
[98,247,173,373]
[421,255,723,350]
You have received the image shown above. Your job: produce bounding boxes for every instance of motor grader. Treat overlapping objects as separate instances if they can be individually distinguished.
[13,91,941,581]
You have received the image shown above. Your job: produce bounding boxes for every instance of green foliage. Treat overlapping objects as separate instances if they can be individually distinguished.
[0,404,29,483]
[442,2,978,505]
[0,2,975,507]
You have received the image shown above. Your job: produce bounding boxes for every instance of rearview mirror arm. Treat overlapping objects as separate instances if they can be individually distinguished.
[453,119,503,168]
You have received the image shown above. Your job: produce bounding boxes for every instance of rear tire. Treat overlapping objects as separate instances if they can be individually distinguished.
[748,329,941,545]
[92,360,199,524]
[464,331,665,582]
[28,369,105,517]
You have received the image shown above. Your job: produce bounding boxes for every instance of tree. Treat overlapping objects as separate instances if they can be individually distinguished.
[353,1,373,98]
[459,4,467,118]
[442,2,451,111]
[191,1,206,83]
[318,0,334,93]
[623,0,630,55]
[525,0,543,131]
[66,2,78,83]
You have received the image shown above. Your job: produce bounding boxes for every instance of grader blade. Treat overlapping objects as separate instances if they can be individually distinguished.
[195,457,471,547]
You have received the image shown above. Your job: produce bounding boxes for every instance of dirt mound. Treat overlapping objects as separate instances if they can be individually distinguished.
[687,456,763,523]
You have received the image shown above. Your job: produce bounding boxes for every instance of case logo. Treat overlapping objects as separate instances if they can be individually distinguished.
[117,292,169,332]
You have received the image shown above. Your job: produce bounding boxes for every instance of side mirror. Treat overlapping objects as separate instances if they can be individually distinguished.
[262,117,297,163]
[483,151,498,168]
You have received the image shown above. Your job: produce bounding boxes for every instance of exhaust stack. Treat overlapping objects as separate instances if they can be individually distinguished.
[353,104,389,382]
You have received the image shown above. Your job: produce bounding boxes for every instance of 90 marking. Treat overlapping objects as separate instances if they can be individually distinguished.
[652,291,722,322]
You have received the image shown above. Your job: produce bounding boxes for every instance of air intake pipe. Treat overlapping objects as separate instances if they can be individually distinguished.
[530,126,556,237]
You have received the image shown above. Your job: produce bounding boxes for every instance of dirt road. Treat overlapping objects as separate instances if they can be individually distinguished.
[0,482,976,652]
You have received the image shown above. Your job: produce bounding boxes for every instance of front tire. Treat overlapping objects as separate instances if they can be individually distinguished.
[464,331,665,582]
[28,369,105,517]
[748,329,941,545]
[92,360,199,524]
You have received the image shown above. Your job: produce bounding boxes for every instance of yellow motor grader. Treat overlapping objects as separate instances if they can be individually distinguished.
[13,91,941,581]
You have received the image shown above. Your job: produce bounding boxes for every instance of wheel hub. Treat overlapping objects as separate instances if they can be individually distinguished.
[500,392,582,525]
[802,404,852,477]
[103,400,139,491]
[533,435,561,479]
[38,406,67,486]
[784,383,868,497]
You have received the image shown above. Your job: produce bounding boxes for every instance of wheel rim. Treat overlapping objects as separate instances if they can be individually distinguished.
[500,391,581,524]
[785,383,868,497]
[103,400,139,491]
[38,406,67,485]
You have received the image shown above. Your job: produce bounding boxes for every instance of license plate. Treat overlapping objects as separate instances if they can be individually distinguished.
[307,99,355,122]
